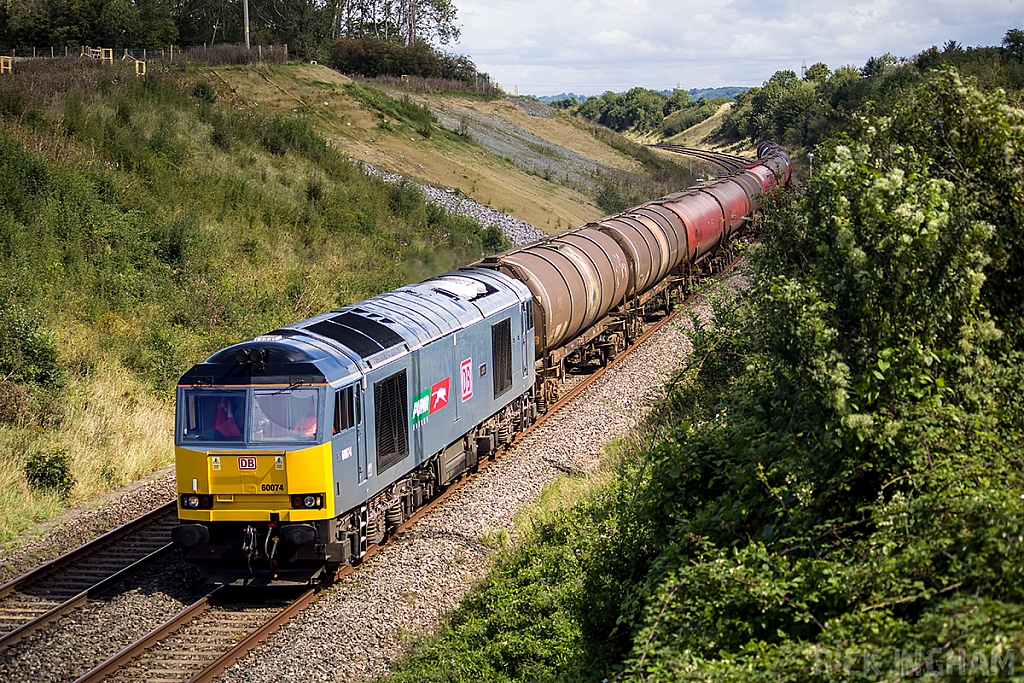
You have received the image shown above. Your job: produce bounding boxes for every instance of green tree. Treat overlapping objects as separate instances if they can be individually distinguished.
[1003,27,1024,62]
[803,61,830,81]
[662,88,690,115]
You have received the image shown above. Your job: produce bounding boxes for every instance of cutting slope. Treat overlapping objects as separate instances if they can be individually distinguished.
[210,64,647,233]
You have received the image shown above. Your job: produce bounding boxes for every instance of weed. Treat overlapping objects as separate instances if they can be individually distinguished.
[191,81,217,103]
[24,449,75,500]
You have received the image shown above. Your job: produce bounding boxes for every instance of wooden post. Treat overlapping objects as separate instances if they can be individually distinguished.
[143,49,146,61]
[258,45,262,60]
[65,46,68,57]
[284,44,288,60]
[51,46,54,58]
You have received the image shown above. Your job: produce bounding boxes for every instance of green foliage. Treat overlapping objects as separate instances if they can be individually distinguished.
[191,81,217,103]
[381,70,1024,683]
[576,87,668,134]
[0,60,499,399]
[1005,28,1024,62]
[329,37,485,85]
[719,34,1024,148]
[24,449,75,500]
[660,97,725,137]
[0,300,63,389]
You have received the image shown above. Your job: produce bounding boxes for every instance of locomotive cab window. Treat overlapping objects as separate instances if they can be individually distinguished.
[251,388,319,443]
[181,390,246,443]
[333,385,360,435]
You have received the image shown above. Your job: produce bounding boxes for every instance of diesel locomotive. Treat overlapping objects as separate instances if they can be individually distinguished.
[172,142,792,585]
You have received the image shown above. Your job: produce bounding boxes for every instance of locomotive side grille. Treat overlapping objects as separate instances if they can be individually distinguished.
[375,370,409,474]
[492,318,513,399]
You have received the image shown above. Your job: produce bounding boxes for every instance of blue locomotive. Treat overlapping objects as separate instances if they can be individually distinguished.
[173,268,535,584]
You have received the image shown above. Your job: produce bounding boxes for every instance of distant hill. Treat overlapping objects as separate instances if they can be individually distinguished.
[537,93,590,104]
[685,86,748,100]
[538,87,748,104]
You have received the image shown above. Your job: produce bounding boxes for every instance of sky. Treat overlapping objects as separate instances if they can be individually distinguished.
[450,0,1022,96]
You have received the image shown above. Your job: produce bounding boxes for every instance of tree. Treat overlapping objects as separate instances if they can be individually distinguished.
[1003,27,1024,62]
[802,61,830,82]
[331,0,458,47]
[662,89,690,116]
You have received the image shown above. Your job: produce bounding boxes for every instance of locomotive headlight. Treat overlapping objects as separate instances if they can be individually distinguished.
[180,494,213,509]
[291,493,325,509]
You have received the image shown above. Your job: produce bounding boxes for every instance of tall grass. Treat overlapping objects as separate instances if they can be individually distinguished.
[0,58,502,542]
[562,113,703,212]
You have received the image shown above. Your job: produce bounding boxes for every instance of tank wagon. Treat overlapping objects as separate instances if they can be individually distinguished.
[172,142,791,585]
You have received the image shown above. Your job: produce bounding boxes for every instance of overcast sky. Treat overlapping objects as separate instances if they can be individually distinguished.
[451,0,1021,96]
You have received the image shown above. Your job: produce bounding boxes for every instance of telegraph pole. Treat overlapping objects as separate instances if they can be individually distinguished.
[244,0,251,48]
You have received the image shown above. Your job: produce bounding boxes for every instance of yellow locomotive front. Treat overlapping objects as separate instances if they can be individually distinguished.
[172,340,354,585]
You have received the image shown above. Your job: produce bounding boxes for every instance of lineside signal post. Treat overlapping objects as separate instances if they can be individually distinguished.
[0,56,11,74]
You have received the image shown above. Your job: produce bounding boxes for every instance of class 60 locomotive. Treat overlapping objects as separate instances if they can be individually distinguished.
[172,142,792,585]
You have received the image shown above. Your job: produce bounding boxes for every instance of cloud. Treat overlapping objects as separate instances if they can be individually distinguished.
[453,0,1021,95]
[588,30,636,46]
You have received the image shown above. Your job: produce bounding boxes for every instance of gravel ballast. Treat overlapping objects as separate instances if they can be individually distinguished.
[362,164,548,246]
[0,470,176,585]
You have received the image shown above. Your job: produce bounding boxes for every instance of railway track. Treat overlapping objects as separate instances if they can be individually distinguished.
[68,288,698,683]
[73,586,316,683]
[0,501,178,652]
[652,144,754,173]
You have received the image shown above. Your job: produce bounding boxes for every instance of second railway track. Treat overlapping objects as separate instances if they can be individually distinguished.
[0,501,178,652]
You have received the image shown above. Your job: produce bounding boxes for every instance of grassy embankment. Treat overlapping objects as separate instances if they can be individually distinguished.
[0,58,513,543]
[0,57,698,547]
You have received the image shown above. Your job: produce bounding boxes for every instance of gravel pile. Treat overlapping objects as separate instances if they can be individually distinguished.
[362,163,547,246]
[507,97,553,118]
[215,269,750,683]
[0,470,176,584]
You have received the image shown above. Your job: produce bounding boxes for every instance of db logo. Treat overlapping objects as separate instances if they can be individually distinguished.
[238,457,257,470]
[460,358,473,402]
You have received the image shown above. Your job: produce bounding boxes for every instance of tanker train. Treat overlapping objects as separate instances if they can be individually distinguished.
[171,142,792,585]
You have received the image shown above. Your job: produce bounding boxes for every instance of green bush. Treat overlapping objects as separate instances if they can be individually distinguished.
[0,301,63,389]
[381,68,1024,683]
[24,450,76,500]
[329,38,484,84]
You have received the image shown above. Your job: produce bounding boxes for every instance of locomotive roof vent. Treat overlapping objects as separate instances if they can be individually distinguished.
[432,276,495,301]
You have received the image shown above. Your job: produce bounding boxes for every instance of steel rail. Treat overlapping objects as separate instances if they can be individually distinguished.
[0,501,178,652]
[652,144,754,173]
